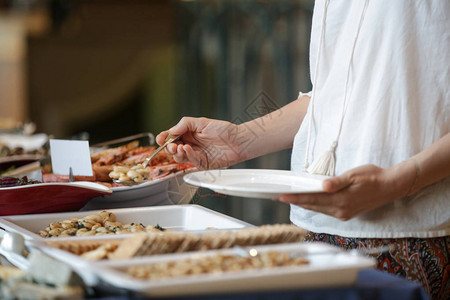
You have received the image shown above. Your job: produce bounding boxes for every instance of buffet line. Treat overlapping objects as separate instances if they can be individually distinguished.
[0,132,375,298]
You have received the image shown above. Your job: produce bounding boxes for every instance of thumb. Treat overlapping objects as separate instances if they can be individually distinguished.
[323,175,350,193]
[156,117,197,145]
[169,117,205,136]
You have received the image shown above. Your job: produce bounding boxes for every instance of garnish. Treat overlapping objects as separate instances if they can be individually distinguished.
[0,176,41,187]
[154,224,165,231]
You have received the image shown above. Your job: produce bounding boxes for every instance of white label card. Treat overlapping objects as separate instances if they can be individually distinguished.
[49,139,93,176]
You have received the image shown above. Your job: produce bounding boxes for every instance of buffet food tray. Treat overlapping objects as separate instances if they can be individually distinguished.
[0,205,254,242]
[83,169,198,210]
[92,243,375,296]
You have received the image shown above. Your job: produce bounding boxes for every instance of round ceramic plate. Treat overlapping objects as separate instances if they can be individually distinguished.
[183,169,329,199]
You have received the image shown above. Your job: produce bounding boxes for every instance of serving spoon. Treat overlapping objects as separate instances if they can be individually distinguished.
[112,134,181,186]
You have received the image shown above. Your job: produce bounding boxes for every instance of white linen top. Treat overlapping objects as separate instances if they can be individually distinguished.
[290,0,450,238]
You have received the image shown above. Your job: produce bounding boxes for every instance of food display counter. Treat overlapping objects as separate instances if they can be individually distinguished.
[0,133,430,300]
[0,205,429,300]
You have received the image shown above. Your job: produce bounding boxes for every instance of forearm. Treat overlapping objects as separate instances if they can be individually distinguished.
[238,95,310,161]
[388,132,450,197]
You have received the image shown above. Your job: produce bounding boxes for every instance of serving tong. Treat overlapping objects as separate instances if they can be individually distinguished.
[112,134,181,186]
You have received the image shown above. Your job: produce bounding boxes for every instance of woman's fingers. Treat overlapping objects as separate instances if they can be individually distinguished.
[171,144,188,163]
[168,117,191,135]
[277,164,392,220]
[279,193,328,206]
[168,117,209,137]
[296,203,352,221]
[323,175,351,193]
[157,117,236,170]
[165,142,177,154]
[278,193,354,220]
[184,144,208,170]
[157,117,199,146]
[168,143,207,169]
[155,131,170,146]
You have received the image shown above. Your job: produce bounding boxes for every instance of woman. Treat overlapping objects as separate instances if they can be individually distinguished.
[157,1,449,299]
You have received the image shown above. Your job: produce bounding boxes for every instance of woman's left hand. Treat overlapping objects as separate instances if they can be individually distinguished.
[277,163,414,220]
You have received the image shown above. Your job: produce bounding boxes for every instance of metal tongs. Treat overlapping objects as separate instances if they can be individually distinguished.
[143,134,180,168]
[112,134,180,186]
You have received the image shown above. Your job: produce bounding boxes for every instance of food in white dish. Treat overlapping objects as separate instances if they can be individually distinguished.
[45,224,307,261]
[38,211,166,238]
[127,251,309,280]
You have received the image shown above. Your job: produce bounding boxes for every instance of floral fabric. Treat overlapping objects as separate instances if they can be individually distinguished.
[304,232,450,300]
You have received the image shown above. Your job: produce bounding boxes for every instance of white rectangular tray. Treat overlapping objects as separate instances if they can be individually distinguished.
[92,242,375,297]
[0,204,254,241]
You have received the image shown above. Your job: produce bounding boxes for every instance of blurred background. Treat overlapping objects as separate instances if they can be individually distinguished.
[0,0,313,225]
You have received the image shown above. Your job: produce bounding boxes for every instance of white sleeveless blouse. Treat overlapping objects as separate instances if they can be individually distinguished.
[290,0,450,238]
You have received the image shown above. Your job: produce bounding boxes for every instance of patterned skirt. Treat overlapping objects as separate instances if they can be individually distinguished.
[304,232,450,300]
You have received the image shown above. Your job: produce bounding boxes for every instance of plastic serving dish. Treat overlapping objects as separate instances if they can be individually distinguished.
[92,242,375,296]
[0,205,254,242]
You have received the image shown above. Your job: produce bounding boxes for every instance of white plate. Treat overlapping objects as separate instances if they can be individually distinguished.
[0,204,254,242]
[183,169,329,199]
[92,243,375,296]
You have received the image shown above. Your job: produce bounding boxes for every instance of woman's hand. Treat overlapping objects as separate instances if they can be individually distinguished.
[278,133,450,220]
[278,162,417,220]
[156,117,249,170]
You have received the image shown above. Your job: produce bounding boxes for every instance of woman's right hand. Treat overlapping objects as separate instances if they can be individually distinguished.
[156,117,248,170]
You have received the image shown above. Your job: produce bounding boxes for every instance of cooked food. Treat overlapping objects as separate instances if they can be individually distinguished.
[108,164,150,184]
[79,243,119,261]
[45,224,307,261]
[45,239,122,261]
[110,224,307,259]
[38,211,167,238]
[91,141,139,166]
[127,251,309,280]
[42,140,196,187]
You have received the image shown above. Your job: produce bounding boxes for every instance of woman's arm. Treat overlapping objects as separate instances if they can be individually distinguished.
[238,95,310,161]
[157,95,310,169]
[404,132,450,195]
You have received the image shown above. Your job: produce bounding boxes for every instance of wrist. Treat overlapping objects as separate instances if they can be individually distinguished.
[232,123,256,163]
[387,159,421,199]
[404,159,421,196]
